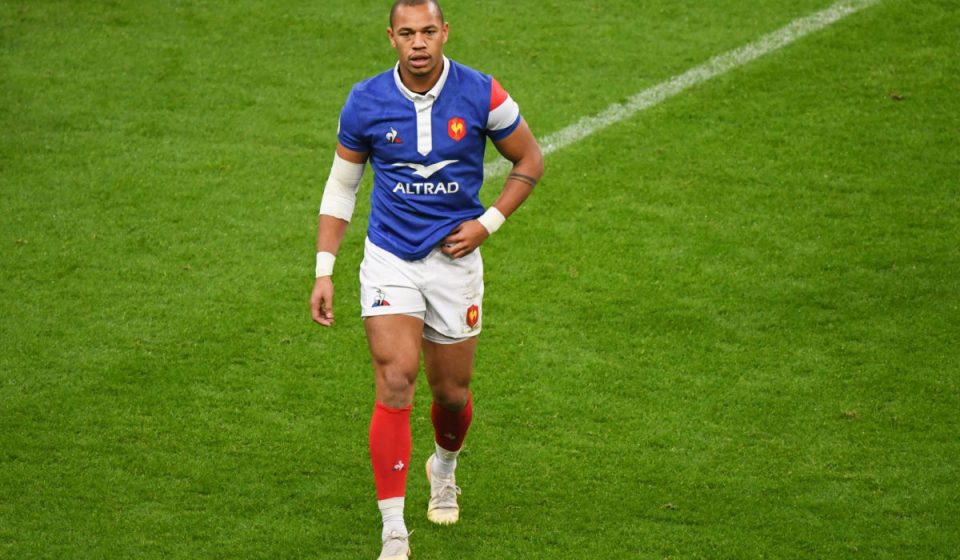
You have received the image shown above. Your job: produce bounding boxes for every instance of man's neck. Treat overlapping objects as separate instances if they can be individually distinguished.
[398,60,444,95]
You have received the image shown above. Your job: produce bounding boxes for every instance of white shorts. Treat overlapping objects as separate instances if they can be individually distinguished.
[359,237,484,344]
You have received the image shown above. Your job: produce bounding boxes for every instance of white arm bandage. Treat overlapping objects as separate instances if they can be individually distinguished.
[477,206,506,235]
[318,154,365,221]
[315,251,336,278]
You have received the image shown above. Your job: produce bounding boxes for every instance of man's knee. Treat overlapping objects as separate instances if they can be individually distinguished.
[431,383,469,411]
[373,355,419,406]
[378,364,417,392]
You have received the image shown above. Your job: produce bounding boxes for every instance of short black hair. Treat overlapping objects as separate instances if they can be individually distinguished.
[390,0,445,28]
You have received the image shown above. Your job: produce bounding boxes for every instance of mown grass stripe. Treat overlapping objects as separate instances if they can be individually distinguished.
[486,0,881,176]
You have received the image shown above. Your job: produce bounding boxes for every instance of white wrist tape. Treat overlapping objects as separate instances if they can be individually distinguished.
[315,251,336,278]
[319,154,364,221]
[476,206,506,235]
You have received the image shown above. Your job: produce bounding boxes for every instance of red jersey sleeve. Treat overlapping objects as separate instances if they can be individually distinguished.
[486,78,521,139]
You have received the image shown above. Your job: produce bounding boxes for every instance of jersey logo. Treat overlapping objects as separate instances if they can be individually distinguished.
[448,117,466,141]
[386,127,402,144]
[392,160,458,179]
[466,304,479,328]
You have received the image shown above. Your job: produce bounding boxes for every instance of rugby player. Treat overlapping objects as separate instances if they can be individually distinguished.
[309,1,543,557]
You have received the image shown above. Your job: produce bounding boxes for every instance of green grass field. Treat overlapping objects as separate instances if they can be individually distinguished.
[2,0,958,558]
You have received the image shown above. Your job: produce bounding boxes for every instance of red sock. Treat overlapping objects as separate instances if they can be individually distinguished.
[369,402,412,500]
[431,393,473,452]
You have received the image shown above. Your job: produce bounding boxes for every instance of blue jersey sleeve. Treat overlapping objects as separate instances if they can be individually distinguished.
[337,89,369,152]
[487,116,521,142]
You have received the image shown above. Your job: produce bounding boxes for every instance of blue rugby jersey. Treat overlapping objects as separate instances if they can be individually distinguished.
[337,57,522,260]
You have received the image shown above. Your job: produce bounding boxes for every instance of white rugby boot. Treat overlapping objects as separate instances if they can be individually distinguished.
[377,530,410,560]
[425,454,462,525]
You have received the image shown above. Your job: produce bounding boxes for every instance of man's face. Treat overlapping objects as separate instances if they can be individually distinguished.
[388,3,448,82]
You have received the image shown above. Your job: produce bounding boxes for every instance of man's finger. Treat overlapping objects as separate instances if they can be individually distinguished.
[311,288,335,325]
[316,306,334,326]
[312,308,331,326]
[321,296,334,319]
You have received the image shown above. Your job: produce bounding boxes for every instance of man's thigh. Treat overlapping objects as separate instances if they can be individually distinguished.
[423,336,477,408]
[365,314,424,407]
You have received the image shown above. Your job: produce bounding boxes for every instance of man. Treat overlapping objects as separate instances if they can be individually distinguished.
[309,1,543,558]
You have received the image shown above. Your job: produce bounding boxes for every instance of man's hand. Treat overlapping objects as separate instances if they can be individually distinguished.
[310,276,335,326]
[441,220,490,259]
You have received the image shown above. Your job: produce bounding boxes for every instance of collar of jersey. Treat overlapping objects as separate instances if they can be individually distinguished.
[393,56,451,102]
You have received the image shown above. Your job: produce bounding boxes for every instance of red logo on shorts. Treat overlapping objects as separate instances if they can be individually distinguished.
[448,117,466,142]
[466,304,479,328]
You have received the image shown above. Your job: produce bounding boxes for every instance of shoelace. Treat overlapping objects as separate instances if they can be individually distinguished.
[432,479,462,506]
[381,530,411,556]
[384,529,414,542]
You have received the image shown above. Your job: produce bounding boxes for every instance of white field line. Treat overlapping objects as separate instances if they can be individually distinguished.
[486,0,880,177]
